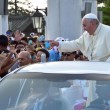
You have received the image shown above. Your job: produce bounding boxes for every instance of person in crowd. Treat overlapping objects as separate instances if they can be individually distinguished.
[48,37,65,61]
[39,41,45,48]
[14,30,23,44]
[18,51,32,66]
[48,46,60,61]
[50,13,110,62]
[32,37,38,49]
[61,51,76,61]
[28,37,33,45]
[11,51,32,71]
[20,37,28,46]
[0,52,18,77]
[86,81,110,110]
[74,51,88,61]
[15,41,26,54]
[0,35,17,77]
[0,34,9,53]
[6,30,14,44]
[36,48,50,63]
[25,44,36,63]
[37,33,45,42]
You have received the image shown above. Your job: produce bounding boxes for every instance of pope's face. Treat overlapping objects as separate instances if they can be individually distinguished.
[82,18,93,35]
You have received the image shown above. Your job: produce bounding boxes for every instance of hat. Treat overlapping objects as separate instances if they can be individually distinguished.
[20,33,25,37]
[6,30,12,36]
[83,13,98,20]
[30,32,35,37]
[55,37,65,42]
[36,47,42,51]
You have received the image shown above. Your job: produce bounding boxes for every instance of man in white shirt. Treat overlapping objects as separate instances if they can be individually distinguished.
[50,13,110,62]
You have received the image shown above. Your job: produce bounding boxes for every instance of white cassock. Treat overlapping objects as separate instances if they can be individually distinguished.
[58,23,110,62]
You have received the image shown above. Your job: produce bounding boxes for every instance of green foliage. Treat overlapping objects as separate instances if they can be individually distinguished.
[104,0,110,7]
[8,0,33,15]
[97,0,105,4]
[103,15,110,25]
[98,0,110,25]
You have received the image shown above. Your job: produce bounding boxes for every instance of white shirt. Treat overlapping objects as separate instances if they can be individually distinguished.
[58,23,110,62]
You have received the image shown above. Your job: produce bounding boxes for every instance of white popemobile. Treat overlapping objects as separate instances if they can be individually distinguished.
[0,61,110,110]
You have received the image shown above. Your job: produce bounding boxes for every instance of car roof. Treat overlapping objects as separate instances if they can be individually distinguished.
[16,61,110,74]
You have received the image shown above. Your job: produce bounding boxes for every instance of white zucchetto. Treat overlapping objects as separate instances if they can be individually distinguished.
[83,13,98,20]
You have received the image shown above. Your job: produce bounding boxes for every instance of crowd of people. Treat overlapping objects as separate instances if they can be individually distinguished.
[0,29,88,78]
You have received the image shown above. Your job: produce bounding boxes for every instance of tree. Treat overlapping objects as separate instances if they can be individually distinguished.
[8,0,33,15]
[98,0,110,25]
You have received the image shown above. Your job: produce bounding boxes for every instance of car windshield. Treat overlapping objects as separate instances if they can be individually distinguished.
[0,73,110,110]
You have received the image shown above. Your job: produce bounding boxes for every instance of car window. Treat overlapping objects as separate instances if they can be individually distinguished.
[0,74,110,110]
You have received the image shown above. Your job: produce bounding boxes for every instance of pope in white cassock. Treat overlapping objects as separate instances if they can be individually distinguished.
[50,13,110,62]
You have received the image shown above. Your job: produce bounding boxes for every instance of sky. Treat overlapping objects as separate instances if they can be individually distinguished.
[15,0,47,11]
[31,0,47,8]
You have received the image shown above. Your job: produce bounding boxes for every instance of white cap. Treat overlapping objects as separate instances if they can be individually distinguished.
[83,13,98,20]
[30,32,35,37]
[55,37,65,41]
